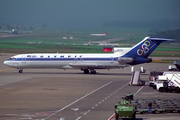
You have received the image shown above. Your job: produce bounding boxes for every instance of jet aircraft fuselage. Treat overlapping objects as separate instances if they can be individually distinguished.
[3,37,173,74]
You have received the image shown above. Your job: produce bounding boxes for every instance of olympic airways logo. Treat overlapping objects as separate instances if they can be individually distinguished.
[137,41,150,56]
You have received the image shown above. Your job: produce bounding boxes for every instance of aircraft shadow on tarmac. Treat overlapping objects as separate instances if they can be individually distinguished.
[22,71,133,76]
[118,118,143,120]
[97,73,149,76]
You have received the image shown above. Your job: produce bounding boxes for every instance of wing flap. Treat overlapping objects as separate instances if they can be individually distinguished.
[69,62,128,69]
[69,63,100,69]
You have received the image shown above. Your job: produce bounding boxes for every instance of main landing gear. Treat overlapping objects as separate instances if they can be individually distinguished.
[83,69,97,74]
[18,69,23,73]
[84,69,89,74]
[90,69,96,74]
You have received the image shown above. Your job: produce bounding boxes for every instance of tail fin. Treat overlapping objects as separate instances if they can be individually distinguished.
[122,37,174,58]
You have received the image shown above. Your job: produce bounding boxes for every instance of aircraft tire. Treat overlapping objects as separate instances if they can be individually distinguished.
[132,112,136,120]
[90,70,96,74]
[84,69,89,74]
[159,88,164,92]
[19,70,23,73]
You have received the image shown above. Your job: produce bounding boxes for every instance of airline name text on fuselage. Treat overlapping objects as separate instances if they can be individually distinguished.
[27,55,83,58]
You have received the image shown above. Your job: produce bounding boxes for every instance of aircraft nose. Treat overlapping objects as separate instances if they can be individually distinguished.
[4,60,14,67]
[3,61,7,65]
[3,61,9,66]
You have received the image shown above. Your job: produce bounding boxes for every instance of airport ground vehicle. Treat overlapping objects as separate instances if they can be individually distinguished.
[129,67,146,86]
[155,76,169,92]
[168,65,179,71]
[114,94,136,120]
[149,71,163,88]
[168,61,180,71]
[150,71,180,93]
[173,61,180,70]
[161,72,180,92]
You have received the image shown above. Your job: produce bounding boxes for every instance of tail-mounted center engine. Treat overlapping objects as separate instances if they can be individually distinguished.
[118,57,152,65]
[117,57,135,63]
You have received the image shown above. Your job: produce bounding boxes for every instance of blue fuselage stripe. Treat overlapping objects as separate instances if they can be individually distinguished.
[8,57,118,61]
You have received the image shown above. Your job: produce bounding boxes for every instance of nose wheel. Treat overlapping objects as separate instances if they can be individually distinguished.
[18,69,23,73]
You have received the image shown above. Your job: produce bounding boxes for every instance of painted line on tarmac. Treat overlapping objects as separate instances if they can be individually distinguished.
[0,68,14,72]
[134,85,146,96]
[108,85,146,120]
[43,81,113,120]
[75,82,128,120]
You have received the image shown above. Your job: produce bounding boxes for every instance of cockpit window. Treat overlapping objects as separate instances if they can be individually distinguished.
[10,57,16,60]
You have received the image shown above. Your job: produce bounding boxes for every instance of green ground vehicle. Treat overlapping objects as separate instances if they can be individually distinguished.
[114,94,136,120]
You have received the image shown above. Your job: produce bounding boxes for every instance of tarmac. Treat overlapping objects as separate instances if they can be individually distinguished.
[0,53,180,120]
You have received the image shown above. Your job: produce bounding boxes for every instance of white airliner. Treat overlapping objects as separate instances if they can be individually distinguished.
[90,32,107,37]
[83,42,92,46]
[3,37,173,74]
[12,25,19,34]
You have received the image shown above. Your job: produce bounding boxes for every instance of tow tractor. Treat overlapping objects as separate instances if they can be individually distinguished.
[149,71,163,88]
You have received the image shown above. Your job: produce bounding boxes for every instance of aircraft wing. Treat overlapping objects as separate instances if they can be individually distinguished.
[69,63,102,69]
[69,63,128,69]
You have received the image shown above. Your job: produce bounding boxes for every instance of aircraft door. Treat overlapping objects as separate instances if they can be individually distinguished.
[74,57,78,62]
[22,55,26,63]
[74,55,83,62]
[110,57,114,63]
[80,56,83,62]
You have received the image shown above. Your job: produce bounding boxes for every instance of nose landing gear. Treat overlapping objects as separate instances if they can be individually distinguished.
[18,69,23,73]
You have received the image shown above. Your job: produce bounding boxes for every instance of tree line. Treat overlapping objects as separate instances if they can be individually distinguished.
[149,29,180,41]
[102,20,180,29]
[0,23,48,31]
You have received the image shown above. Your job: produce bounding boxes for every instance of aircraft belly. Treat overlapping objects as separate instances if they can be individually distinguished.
[69,61,123,69]
[16,61,65,68]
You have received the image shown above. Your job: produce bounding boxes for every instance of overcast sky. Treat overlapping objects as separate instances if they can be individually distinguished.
[0,0,179,28]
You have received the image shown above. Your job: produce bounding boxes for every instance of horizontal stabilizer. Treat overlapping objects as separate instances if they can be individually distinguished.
[148,38,175,41]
